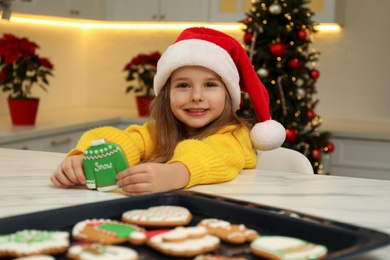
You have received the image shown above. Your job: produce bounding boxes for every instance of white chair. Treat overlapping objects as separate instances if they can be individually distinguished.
[256,147,314,174]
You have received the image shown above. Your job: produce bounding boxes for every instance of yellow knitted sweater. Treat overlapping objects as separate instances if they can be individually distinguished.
[68,121,257,188]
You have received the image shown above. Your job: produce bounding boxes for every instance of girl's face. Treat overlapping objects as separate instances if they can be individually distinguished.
[169,66,226,133]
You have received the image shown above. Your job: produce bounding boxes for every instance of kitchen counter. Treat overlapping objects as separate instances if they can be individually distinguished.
[0,148,389,259]
[0,106,147,144]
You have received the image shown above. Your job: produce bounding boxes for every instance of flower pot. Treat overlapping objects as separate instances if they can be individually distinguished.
[7,98,40,125]
[136,96,154,117]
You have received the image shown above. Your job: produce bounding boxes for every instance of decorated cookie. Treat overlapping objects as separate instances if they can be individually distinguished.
[198,218,259,244]
[67,242,138,260]
[11,256,55,260]
[194,255,248,260]
[122,205,192,228]
[250,236,328,260]
[83,139,128,192]
[146,226,220,257]
[0,229,69,258]
[72,219,146,245]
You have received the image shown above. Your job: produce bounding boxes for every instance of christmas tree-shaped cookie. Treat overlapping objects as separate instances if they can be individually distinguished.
[83,138,128,191]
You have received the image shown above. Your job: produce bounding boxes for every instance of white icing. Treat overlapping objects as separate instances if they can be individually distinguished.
[150,227,219,252]
[122,206,190,222]
[201,219,231,229]
[0,230,68,254]
[129,231,146,240]
[11,256,55,260]
[251,236,327,260]
[162,227,187,241]
[68,244,138,260]
[186,226,207,237]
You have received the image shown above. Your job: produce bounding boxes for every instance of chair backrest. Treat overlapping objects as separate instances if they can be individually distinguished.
[256,147,314,174]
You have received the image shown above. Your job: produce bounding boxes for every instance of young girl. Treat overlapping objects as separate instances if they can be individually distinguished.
[50,27,285,196]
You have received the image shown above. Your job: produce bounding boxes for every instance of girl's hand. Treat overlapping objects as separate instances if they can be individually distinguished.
[50,155,85,187]
[116,162,190,196]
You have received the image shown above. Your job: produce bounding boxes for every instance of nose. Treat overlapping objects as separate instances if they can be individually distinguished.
[190,86,204,102]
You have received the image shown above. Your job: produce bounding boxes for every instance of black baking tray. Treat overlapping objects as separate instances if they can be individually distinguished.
[0,190,389,259]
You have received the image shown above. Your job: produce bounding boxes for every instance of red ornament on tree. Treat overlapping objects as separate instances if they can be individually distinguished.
[288,58,301,70]
[244,32,253,44]
[311,148,322,160]
[269,42,286,57]
[286,128,298,143]
[307,110,316,119]
[297,30,307,41]
[309,69,320,80]
[324,142,335,153]
[243,17,251,25]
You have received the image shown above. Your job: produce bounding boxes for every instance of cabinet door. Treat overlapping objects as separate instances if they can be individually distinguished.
[11,0,57,16]
[11,0,105,20]
[209,0,250,23]
[106,0,159,21]
[329,138,390,180]
[0,131,83,153]
[67,0,106,20]
[160,0,209,22]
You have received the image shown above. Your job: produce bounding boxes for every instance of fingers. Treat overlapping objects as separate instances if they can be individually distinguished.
[50,155,85,188]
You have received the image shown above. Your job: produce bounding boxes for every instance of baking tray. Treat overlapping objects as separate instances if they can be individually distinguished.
[0,190,389,259]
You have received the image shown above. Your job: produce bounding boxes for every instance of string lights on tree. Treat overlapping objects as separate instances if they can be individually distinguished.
[238,0,334,174]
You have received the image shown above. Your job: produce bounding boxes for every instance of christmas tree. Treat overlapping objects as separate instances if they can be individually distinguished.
[238,0,335,174]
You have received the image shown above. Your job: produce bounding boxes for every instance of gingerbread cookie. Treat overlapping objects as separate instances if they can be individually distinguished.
[0,229,69,258]
[146,226,220,257]
[11,256,55,260]
[72,219,146,245]
[122,205,192,227]
[197,218,259,244]
[250,236,328,260]
[83,139,128,192]
[194,255,248,260]
[67,242,138,260]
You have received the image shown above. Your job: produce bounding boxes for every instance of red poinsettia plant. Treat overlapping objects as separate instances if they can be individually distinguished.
[0,33,54,99]
[123,51,161,97]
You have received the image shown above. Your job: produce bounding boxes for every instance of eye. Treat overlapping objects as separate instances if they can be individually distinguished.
[205,82,218,88]
[176,82,190,88]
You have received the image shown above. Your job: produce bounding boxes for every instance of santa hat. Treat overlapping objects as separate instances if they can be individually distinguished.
[154,27,285,151]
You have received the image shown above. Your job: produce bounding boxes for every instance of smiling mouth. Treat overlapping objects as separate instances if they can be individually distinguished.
[186,108,207,113]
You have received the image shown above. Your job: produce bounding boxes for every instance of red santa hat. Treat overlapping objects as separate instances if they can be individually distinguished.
[154,27,285,151]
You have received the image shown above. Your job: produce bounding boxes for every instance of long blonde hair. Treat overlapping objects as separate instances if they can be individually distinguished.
[147,80,252,163]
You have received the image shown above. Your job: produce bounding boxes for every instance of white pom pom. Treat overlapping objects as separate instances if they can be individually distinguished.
[250,120,286,151]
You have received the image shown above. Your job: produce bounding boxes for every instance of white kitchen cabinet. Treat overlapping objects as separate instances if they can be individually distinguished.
[11,0,106,20]
[105,0,209,22]
[209,0,250,23]
[0,130,84,153]
[328,137,390,180]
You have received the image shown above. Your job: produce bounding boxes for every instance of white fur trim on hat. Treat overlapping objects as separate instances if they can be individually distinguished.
[154,39,241,110]
[250,120,286,151]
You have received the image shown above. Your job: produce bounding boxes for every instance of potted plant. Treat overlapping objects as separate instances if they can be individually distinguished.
[123,51,161,117]
[0,33,54,125]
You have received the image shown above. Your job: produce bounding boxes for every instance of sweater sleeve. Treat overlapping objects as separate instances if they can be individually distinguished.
[167,125,257,188]
[67,121,156,166]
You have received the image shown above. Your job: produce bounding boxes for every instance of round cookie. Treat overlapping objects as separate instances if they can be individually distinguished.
[122,205,192,228]
[146,226,220,257]
[250,236,328,260]
[198,218,259,244]
[194,255,247,260]
[72,219,146,245]
[11,256,55,260]
[67,243,138,260]
[0,229,69,258]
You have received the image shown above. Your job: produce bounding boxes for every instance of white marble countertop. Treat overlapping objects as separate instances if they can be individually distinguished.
[0,148,389,259]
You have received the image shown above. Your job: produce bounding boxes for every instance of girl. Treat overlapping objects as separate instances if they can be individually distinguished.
[50,27,285,196]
